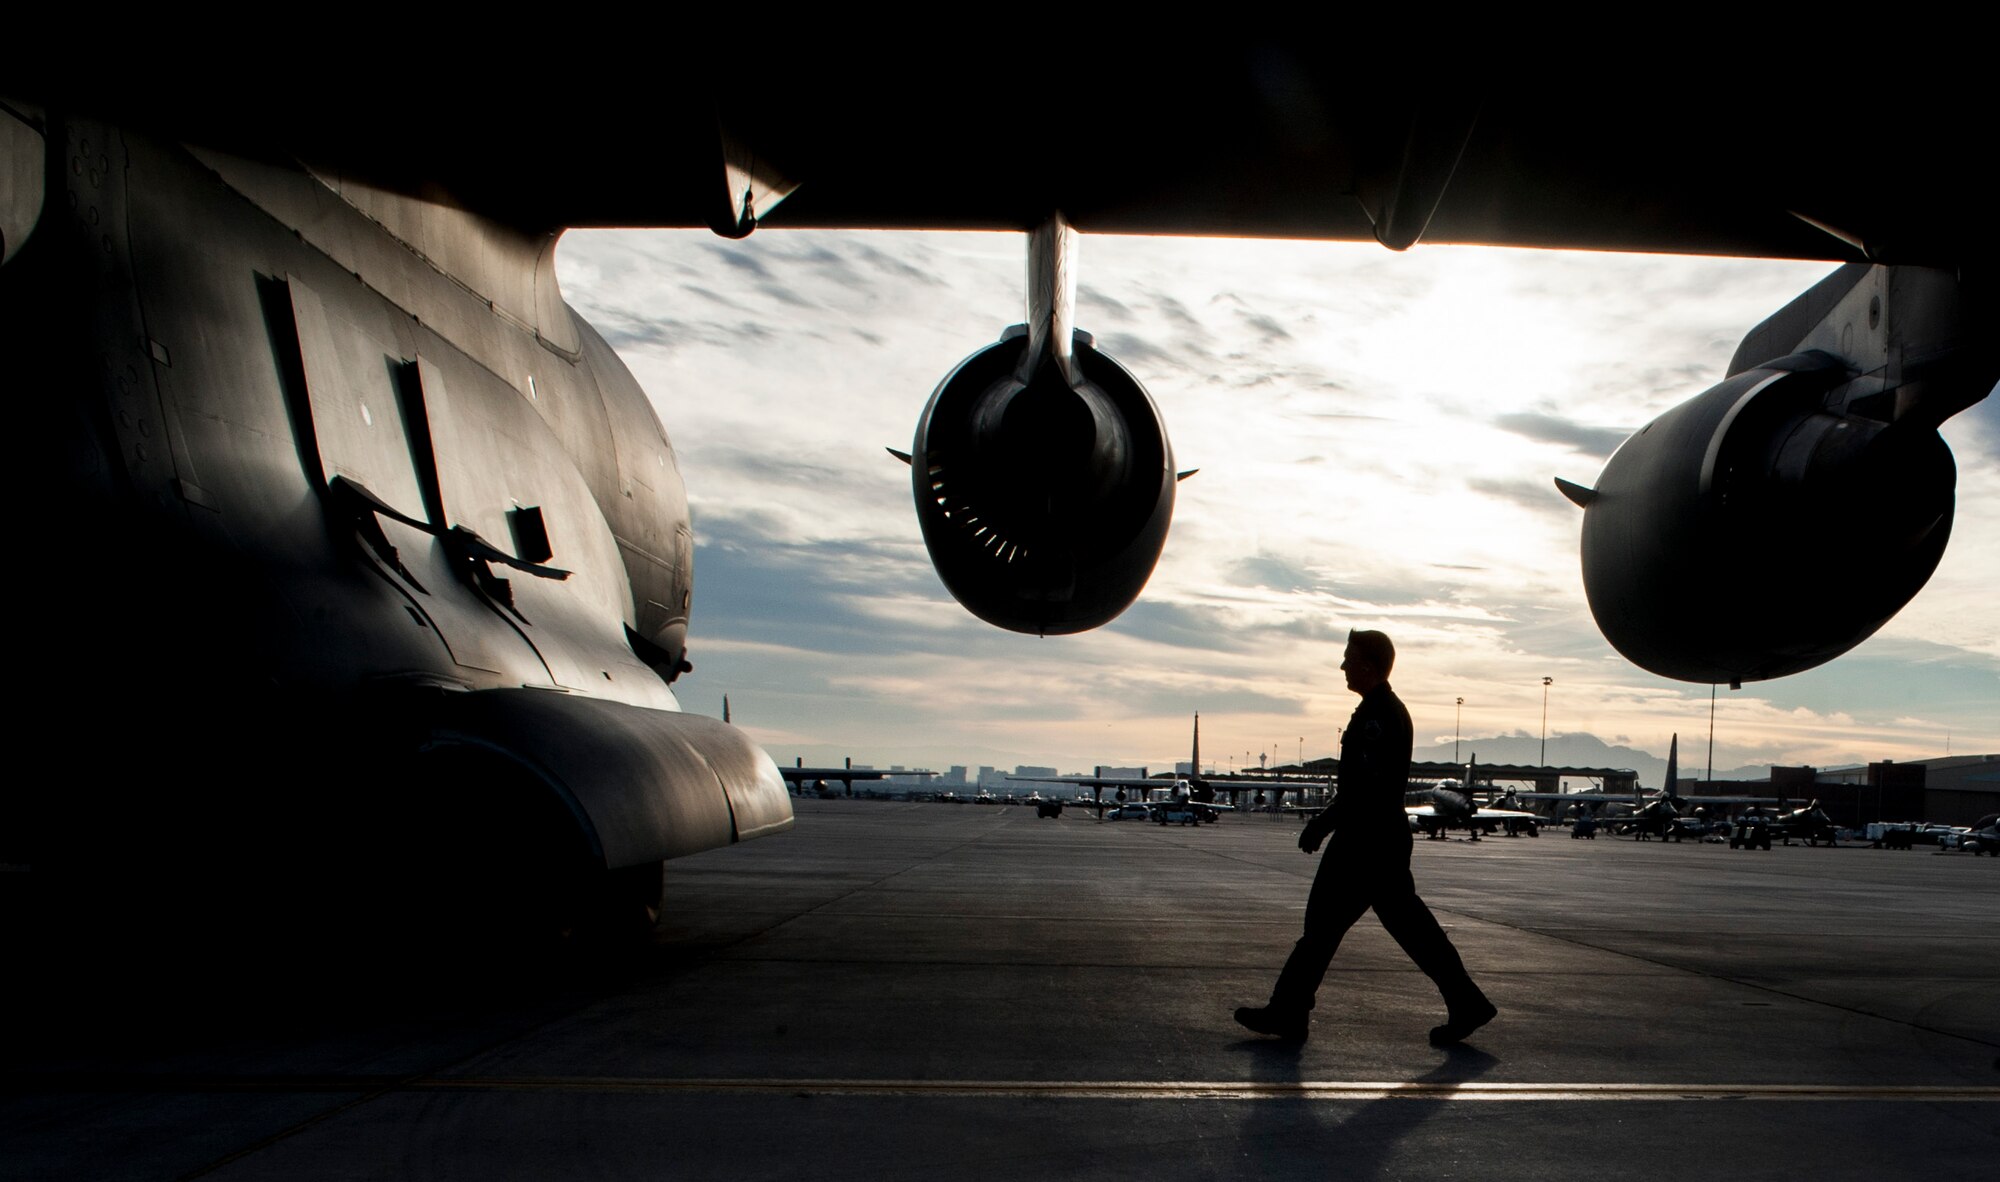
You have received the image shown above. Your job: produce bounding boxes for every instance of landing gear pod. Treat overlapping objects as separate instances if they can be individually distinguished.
[912,324,1175,635]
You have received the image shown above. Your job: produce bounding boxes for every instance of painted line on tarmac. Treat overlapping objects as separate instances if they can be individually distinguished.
[16,1074,1995,1102]
[412,1078,2000,1102]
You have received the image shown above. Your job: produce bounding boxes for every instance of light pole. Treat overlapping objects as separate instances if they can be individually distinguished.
[1454,697,1464,762]
[1540,677,1553,766]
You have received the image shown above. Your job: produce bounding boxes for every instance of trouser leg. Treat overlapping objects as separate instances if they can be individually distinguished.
[1269,854,1371,1013]
[1370,864,1486,1008]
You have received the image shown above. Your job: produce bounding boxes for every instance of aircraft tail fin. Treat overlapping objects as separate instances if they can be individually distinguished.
[1192,712,1200,778]
[1665,733,1678,797]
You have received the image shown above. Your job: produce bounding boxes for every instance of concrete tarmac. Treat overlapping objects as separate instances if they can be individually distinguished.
[6,798,1996,1179]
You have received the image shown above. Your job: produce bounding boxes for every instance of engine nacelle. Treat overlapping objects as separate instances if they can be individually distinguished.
[1575,352,1955,683]
[912,325,1175,635]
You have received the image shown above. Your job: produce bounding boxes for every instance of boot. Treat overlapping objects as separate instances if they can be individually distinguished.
[1234,1005,1308,1040]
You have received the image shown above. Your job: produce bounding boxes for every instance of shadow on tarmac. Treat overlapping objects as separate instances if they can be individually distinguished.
[4,881,678,1068]
[1234,1030,1499,1177]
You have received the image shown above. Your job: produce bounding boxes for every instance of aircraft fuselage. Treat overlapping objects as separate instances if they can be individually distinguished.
[3,102,789,935]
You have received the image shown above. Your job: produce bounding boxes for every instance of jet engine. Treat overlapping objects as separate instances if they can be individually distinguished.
[911,323,1175,634]
[1560,264,1989,684]
[906,214,1178,635]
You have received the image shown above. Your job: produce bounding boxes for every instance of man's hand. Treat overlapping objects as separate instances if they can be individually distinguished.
[1299,822,1329,855]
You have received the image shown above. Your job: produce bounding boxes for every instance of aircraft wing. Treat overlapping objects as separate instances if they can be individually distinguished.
[24,63,1985,266]
[1512,792,1785,808]
[781,767,933,784]
[1209,779,1331,792]
[1470,806,1543,822]
[1006,774,1163,791]
[1409,804,1540,820]
[1020,771,1297,805]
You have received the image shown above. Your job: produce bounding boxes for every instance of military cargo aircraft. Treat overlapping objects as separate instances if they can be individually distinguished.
[4,58,1989,940]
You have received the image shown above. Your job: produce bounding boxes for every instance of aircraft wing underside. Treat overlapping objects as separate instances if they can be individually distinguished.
[19,61,1988,267]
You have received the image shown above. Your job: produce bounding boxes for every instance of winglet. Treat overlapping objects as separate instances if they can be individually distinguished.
[1553,477,1596,508]
[886,448,913,464]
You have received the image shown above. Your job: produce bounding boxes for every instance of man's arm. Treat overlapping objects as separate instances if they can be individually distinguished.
[1300,808,1333,854]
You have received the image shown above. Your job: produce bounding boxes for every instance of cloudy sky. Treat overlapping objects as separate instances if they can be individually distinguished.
[554,231,1997,781]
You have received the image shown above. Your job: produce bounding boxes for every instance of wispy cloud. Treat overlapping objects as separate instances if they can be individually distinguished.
[556,229,1998,772]
[1491,411,1632,457]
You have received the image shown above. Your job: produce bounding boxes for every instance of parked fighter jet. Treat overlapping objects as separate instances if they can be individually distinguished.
[1729,802,1842,849]
[1764,802,1842,847]
[1957,814,2000,856]
[1404,761,1544,839]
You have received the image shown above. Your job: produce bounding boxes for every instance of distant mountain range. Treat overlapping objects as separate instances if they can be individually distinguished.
[1412,732,1773,789]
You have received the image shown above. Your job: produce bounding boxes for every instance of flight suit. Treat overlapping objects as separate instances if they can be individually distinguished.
[1269,683,1488,1015]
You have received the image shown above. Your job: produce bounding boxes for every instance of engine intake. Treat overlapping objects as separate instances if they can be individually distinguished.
[912,325,1175,635]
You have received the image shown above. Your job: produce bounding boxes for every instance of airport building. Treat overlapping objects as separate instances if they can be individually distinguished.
[1810,754,2000,826]
[1685,753,1999,827]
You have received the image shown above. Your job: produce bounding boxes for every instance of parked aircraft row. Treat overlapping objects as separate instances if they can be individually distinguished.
[1008,715,1291,815]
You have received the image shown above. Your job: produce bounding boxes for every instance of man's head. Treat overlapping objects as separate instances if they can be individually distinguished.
[1341,629,1394,694]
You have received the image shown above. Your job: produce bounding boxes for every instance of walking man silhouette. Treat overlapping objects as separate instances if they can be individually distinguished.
[1236,630,1496,1044]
